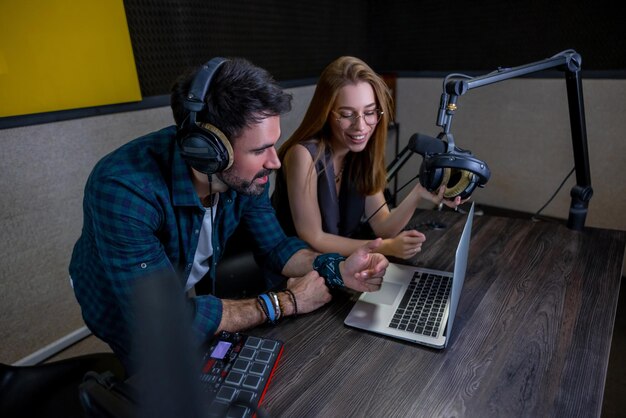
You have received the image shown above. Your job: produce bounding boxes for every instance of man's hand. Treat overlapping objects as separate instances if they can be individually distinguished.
[340,238,389,292]
[286,270,332,314]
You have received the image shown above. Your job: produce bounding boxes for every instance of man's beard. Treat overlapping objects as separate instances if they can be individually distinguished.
[218,169,272,196]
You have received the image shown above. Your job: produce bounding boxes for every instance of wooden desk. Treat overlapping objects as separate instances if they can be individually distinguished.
[256,211,625,417]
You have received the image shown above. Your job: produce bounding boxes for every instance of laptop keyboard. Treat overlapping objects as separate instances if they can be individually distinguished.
[389,271,451,337]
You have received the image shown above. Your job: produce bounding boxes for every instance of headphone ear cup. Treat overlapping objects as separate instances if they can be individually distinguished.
[443,169,475,199]
[419,160,451,192]
[178,123,233,175]
[201,123,234,171]
[419,152,490,199]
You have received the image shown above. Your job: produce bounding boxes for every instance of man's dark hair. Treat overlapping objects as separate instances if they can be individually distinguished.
[171,57,292,140]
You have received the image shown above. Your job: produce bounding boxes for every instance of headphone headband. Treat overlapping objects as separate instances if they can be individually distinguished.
[184,57,228,113]
[426,153,491,185]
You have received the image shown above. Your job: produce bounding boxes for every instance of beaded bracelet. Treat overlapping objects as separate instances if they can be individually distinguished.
[284,289,298,316]
[313,253,346,288]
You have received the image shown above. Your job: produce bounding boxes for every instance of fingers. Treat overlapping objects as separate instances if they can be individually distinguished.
[353,272,384,291]
[400,243,423,259]
[374,254,389,270]
[398,230,425,258]
[442,195,462,208]
[352,238,384,262]
[402,229,426,240]
[362,276,383,292]
[355,254,389,279]
[363,237,383,252]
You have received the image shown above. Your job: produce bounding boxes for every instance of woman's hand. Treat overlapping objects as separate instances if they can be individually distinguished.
[414,183,466,208]
[386,230,426,259]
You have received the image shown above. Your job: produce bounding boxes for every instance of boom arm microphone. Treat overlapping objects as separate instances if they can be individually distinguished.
[387,131,490,200]
[408,133,447,156]
[433,50,591,229]
[386,131,447,182]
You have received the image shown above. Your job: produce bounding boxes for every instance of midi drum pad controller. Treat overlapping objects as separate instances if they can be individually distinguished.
[201,331,284,417]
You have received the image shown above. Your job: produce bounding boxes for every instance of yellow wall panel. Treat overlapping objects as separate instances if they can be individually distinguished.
[0,1,141,117]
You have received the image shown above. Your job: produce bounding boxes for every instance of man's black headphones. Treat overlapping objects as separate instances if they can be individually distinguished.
[177,57,234,175]
[418,133,491,199]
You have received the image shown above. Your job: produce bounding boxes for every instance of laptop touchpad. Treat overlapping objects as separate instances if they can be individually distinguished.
[363,282,402,305]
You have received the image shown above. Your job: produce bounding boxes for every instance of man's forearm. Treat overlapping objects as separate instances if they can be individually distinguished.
[280,248,319,277]
[217,298,266,333]
[216,293,297,333]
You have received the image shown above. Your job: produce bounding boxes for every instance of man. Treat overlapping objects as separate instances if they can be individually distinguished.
[69,57,388,372]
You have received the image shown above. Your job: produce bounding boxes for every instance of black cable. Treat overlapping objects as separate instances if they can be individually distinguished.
[531,166,575,222]
[208,174,218,295]
[370,165,574,226]
[359,173,421,227]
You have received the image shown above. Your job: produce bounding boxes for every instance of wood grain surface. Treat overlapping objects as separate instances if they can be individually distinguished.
[254,210,625,418]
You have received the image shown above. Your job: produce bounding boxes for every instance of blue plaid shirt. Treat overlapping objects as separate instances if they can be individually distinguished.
[69,126,307,361]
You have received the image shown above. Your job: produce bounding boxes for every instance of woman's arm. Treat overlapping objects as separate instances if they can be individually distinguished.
[284,145,370,255]
[285,145,410,257]
[366,182,462,238]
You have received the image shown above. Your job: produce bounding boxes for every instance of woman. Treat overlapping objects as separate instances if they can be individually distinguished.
[272,56,460,259]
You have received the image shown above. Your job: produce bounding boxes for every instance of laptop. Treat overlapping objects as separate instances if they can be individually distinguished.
[344,202,475,349]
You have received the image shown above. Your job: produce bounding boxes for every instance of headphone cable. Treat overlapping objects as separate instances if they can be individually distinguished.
[357,163,575,227]
[357,173,421,229]
[208,174,218,295]
[531,166,575,222]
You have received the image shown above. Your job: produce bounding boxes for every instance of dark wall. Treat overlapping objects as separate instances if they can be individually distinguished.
[370,1,624,74]
[3,0,622,129]
[124,0,370,97]
[124,0,625,97]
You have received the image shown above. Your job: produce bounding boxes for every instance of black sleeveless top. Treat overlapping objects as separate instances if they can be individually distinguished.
[272,142,365,238]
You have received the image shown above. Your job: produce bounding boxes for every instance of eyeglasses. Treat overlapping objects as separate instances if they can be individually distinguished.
[332,109,383,128]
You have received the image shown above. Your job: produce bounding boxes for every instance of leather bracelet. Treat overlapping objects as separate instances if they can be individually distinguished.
[313,253,346,288]
[284,289,298,316]
[256,297,270,323]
